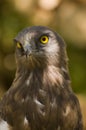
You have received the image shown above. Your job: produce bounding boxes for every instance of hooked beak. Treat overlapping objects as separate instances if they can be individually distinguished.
[23,44,32,57]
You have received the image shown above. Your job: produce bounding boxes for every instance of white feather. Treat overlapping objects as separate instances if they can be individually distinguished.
[0,120,9,130]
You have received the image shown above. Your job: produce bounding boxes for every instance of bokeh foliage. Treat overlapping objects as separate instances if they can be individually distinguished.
[0,0,86,94]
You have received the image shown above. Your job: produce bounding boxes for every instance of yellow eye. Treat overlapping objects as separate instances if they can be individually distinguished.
[17,42,22,48]
[40,35,49,44]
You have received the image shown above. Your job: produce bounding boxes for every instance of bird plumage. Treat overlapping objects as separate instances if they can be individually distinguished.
[0,26,83,130]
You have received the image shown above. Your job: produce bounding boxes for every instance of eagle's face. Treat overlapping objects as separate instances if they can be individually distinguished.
[14,26,65,70]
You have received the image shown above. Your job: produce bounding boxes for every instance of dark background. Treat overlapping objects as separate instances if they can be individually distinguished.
[0,0,86,129]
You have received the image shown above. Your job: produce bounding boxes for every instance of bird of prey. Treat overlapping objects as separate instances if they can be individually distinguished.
[0,26,83,130]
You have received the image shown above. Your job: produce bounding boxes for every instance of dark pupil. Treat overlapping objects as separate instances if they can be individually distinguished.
[42,37,46,41]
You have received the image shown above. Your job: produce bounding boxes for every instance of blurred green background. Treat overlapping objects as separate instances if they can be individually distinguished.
[0,0,86,129]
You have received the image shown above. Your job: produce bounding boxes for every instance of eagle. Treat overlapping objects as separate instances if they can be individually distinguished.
[0,26,83,130]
